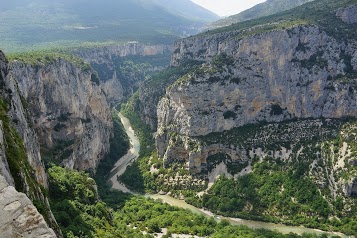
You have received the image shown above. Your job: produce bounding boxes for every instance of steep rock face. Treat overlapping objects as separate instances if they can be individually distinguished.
[0,52,14,185]
[131,73,180,130]
[9,59,112,171]
[160,26,357,138]
[136,82,167,130]
[5,67,48,187]
[0,175,56,238]
[74,42,172,60]
[157,25,357,178]
[170,31,237,67]
[0,121,14,186]
[97,62,166,106]
[73,43,172,105]
[0,51,61,236]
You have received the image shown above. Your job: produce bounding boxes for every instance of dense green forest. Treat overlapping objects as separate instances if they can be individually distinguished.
[202,162,357,235]
[48,165,342,238]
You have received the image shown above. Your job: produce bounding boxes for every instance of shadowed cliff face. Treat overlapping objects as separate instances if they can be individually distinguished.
[9,58,112,172]
[1,50,49,188]
[0,50,116,236]
[0,51,14,185]
[0,50,61,237]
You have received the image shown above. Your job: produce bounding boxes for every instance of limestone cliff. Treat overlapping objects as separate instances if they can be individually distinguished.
[155,4,357,203]
[160,26,357,138]
[0,175,56,238]
[73,42,172,105]
[0,50,61,236]
[0,52,13,185]
[158,23,357,155]
[9,58,112,172]
[73,42,172,61]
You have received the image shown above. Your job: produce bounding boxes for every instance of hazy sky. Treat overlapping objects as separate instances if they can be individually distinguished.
[191,0,266,16]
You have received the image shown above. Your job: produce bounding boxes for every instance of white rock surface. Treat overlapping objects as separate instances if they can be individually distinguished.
[0,175,56,238]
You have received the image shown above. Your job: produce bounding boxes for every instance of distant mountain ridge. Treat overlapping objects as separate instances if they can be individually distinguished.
[0,0,219,52]
[209,0,314,29]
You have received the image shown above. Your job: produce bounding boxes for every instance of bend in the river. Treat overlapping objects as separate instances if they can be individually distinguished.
[108,112,350,238]
[108,112,140,194]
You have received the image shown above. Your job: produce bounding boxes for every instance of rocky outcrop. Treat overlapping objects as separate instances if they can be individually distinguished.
[157,24,357,178]
[336,4,357,24]
[157,118,344,174]
[9,59,112,172]
[0,175,56,238]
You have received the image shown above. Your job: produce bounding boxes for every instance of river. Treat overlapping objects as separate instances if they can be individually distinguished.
[108,112,350,238]
[108,112,140,193]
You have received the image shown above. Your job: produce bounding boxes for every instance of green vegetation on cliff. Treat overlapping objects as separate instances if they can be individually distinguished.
[118,61,205,193]
[118,60,203,131]
[119,61,204,152]
[201,161,356,235]
[0,98,54,229]
[8,51,91,71]
[95,112,130,178]
[202,0,357,42]
[121,96,154,157]
[94,112,131,209]
[120,113,357,236]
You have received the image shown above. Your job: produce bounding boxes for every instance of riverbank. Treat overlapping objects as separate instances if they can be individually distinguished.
[109,112,351,238]
[108,112,140,193]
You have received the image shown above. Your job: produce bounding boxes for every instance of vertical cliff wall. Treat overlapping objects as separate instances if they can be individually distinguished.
[0,50,61,237]
[157,22,357,171]
[0,51,14,185]
[9,58,112,172]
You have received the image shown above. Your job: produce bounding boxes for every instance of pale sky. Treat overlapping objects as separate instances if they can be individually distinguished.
[191,0,267,17]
